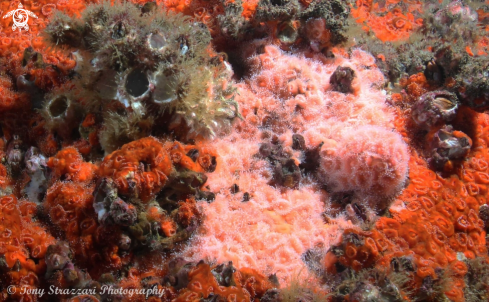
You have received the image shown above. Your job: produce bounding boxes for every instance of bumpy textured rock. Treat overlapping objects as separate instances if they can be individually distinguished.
[44,1,240,149]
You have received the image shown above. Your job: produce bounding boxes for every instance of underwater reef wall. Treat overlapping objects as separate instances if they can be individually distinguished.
[180,45,410,284]
[0,0,488,301]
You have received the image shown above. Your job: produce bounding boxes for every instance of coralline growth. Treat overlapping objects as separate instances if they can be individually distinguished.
[0,0,488,301]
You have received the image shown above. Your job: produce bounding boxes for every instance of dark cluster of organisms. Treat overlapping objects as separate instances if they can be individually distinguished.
[0,0,488,301]
[43,1,241,152]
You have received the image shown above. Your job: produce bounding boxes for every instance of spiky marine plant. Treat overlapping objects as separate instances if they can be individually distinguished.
[43,1,240,151]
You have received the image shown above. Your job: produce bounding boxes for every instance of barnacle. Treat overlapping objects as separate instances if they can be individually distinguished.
[42,11,83,48]
[40,89,82,140]
[429,126,472,171]
[329,66,356,94]
[43,0,239,147]
[412,90,459,129]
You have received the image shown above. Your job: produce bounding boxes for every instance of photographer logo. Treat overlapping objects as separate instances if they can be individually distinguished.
[3,3,38,32]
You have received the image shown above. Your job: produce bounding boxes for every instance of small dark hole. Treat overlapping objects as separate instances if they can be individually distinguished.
[270,0,285,6]
[139,160,151,171]
[208,156,217,172]
[126,69,149,97]
[331,2,344,15]
[49,96,68,117]
[38,190,46,203]
[112,21,126,39]
[186,149,199,162]
[71,127,81,141]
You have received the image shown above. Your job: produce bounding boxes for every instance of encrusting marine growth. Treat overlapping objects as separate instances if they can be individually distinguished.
[0,0,488,301]
[43,0,241,151]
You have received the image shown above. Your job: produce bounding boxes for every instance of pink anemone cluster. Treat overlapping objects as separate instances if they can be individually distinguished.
[180,45,410,284]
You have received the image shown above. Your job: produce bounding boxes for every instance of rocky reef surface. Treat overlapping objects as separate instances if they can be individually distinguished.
[0,0,488,301]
